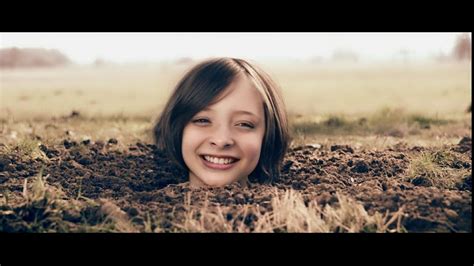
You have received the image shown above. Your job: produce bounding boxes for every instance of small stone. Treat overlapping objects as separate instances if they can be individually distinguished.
[444,209,458,220]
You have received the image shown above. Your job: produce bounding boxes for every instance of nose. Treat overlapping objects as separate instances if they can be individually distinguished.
[209,126,235,148]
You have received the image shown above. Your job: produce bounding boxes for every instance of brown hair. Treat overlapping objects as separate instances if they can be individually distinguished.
[153,57,290,183]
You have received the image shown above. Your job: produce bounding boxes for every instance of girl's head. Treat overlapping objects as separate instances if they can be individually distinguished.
[153,57,289,187]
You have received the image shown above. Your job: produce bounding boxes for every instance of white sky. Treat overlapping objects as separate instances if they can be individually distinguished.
[0,32,469,64]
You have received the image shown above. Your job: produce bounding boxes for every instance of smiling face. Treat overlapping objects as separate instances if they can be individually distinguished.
[181,74,266,187]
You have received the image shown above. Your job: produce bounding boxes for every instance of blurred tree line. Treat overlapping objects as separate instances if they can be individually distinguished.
[452,33,471,61]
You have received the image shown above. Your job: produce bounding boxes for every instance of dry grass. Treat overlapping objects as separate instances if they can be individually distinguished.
[290,107,461,136]
[171,189,405,233]
[406,150,471,189]
[1,109,469,151]
[289,107,470,148]
[0,138,49,161]
[1,166,139,232]
[0,114,155,148]
[256,189,404,233]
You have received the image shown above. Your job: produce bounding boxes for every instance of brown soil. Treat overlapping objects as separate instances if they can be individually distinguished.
[0,137,471,232]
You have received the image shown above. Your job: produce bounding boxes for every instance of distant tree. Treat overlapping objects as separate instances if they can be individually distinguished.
[0,47,71,68]
[452,34,471,61]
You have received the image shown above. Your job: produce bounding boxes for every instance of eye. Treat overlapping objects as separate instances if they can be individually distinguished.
[192,118,210,125]
[237,122,255,129]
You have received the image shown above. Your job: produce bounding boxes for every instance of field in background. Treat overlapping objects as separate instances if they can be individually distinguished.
[1,61,471,119]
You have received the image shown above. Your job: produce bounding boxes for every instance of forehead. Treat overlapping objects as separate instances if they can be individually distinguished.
[205,75,264,116]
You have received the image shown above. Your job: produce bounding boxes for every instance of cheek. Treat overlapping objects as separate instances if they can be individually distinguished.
[182,126,202,158]
[241,134,264,165]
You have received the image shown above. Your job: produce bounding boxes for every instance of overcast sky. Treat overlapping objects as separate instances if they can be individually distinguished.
[0,32,468,64]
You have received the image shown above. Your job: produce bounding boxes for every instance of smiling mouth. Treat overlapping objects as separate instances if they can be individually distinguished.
[201,155,238,164]
[200,155,239,170]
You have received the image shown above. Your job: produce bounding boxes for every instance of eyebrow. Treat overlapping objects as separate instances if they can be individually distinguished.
[202,107,259,118]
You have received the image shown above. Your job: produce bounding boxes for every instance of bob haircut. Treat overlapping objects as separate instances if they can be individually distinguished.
[153,57,290,183]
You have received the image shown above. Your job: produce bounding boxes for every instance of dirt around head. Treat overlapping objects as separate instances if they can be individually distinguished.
[0,137,471,232]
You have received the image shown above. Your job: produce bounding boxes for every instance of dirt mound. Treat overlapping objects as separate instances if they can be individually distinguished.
[0,138,471,232]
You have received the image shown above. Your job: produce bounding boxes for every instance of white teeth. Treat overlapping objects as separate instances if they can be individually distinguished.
[203,156,236,165]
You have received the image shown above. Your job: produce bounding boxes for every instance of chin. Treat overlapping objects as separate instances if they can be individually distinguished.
[202,179,232,187]
[200,175,236,187]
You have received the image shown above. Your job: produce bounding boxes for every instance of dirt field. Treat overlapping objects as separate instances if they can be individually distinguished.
[0,126,471,232]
